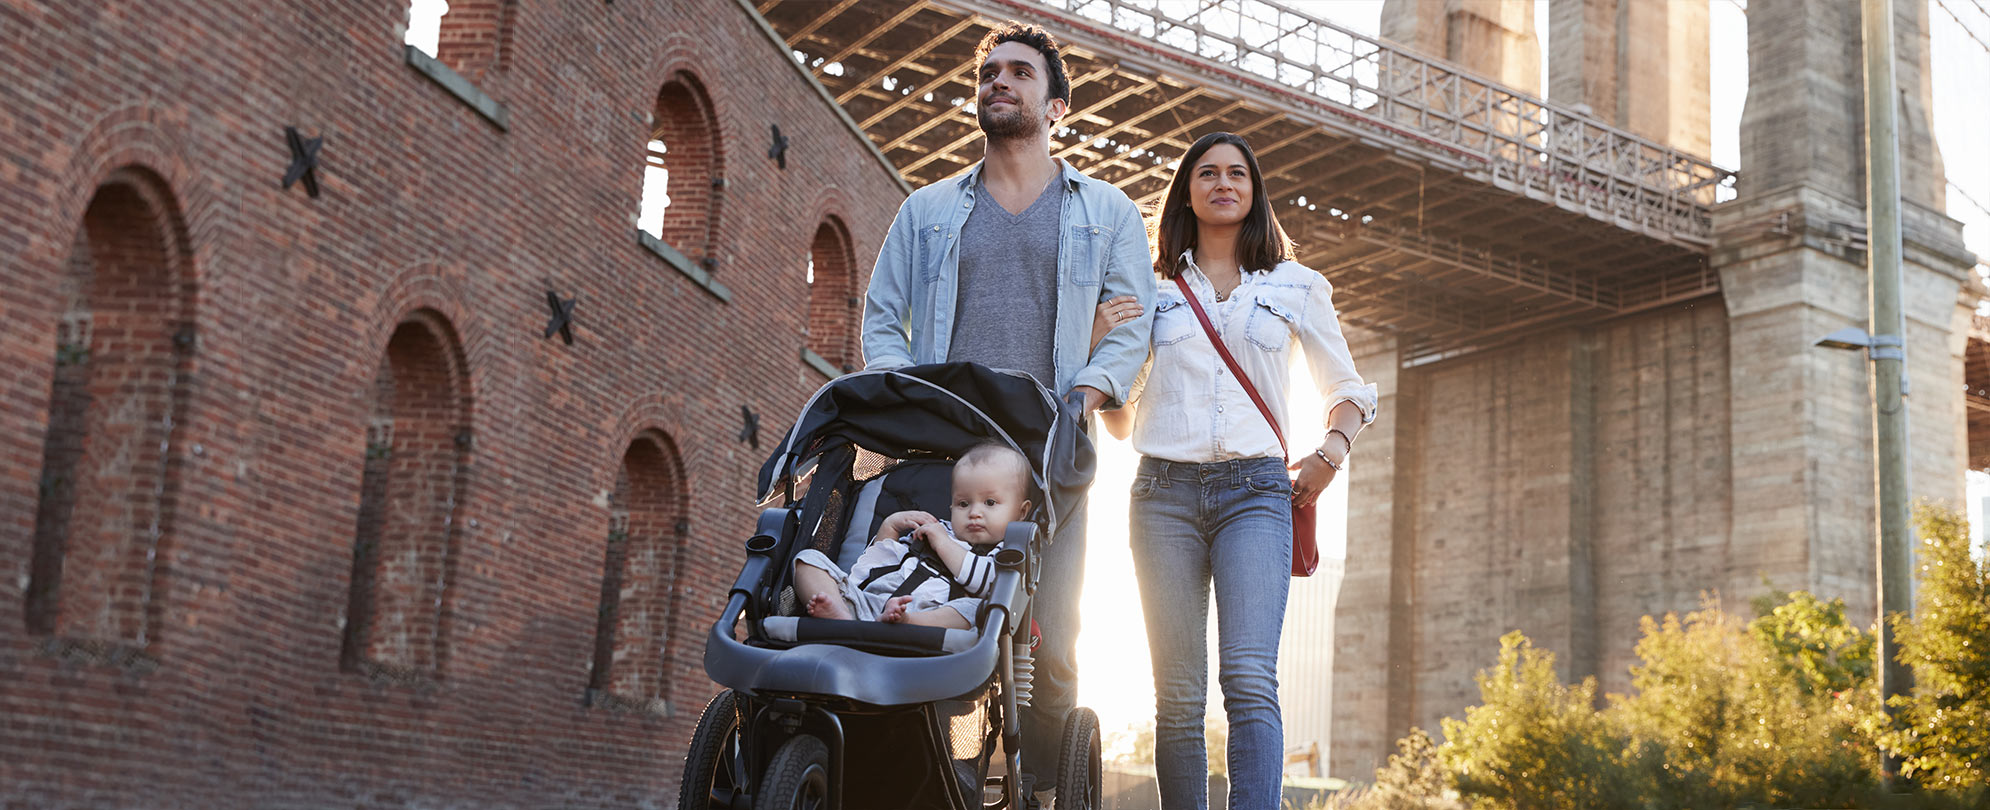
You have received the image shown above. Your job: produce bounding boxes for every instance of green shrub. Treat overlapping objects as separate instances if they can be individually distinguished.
[1437,632,1648,810]
[1606,595,1879,808]
[1354,504,1990,808]
[1878,505,1990,791]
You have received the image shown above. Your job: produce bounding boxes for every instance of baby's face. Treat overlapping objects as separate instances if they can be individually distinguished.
[949,464,1030,544]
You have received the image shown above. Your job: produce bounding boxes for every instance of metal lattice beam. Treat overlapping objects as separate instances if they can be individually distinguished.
[757,0,1740,360]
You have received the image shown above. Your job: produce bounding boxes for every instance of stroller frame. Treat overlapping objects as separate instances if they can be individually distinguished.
[680,365,1100,810]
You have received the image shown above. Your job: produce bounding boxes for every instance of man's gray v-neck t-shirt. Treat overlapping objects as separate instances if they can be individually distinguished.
[946,177,1063,388]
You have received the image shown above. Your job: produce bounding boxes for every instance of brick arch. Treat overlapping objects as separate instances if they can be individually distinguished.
[25,165,197,653]
[340,308,473,679]
[40,104,214,289]
[807,215,859,370]
[642,69,727,264]
[586,429,688,711]
[359,267,495,425]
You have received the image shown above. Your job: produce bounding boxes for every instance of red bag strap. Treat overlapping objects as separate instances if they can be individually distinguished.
[1172,275,1288,461]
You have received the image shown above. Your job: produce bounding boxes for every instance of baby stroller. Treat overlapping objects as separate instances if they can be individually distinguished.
[678,363,1102,810]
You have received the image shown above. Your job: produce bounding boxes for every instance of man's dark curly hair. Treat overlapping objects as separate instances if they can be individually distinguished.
[972,21,1071,104]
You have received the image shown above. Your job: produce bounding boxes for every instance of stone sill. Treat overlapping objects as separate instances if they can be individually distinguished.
[638,231,732,303]
[405,45,509,130]
[801,347,843,380]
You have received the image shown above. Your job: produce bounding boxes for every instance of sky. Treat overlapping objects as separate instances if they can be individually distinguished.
[409,0,1990,744]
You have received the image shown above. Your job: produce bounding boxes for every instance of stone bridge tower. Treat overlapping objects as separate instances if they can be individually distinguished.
[1331,0,1977,779]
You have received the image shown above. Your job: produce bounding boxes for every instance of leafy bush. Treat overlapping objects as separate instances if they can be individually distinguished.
[1437,632,1650,810]
[1336,505,1990,808]
[1877,505,1990,791]
[1607,594,1879,807]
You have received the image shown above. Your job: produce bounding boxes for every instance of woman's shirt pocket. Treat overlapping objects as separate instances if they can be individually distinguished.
[1151,297,1196,347]
[1244,294,1298,352]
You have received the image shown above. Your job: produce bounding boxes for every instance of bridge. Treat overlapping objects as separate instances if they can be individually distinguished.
[753,0,1984,780]
[755,0,1736,360]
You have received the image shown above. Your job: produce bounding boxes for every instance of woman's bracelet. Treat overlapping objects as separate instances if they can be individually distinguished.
[1327,428,1353,455]
[1315,429,1353,470]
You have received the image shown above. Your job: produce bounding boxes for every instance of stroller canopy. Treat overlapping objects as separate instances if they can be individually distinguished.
[756,363,1095,534]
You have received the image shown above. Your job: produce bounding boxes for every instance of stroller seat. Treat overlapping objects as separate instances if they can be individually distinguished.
[759,456,1011,657]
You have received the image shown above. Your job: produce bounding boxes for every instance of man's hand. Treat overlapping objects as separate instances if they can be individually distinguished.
[1070,385,1108,416]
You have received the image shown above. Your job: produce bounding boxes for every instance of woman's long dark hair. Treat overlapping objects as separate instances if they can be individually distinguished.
[1150,131,1293,279]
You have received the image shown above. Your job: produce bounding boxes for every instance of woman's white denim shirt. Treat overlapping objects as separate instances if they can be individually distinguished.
[1129,253,1379,463]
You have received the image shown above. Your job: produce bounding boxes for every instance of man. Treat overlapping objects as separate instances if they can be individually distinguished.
[860,21,1155,808]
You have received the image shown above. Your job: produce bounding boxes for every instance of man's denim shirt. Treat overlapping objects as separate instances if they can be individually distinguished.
[861,159,1157,408]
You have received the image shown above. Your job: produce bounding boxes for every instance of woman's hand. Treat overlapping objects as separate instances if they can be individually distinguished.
[1288,453,1338,508]
[1090,295,1143,354]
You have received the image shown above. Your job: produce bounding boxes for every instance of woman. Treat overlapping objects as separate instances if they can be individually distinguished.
[1098,132,1376,810]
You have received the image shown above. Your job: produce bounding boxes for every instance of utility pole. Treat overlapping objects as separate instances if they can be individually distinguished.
[1860,0,1913,789]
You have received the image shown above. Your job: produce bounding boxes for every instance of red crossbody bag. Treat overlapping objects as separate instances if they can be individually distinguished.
[1172,276,1319,577]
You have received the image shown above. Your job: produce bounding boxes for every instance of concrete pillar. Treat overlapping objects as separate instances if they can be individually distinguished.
[1379,0,1543,95]
[1713,0,1972,623]
[1331,329,1604,777]
[1329,329,1416,780]
[1548,0,1711,158]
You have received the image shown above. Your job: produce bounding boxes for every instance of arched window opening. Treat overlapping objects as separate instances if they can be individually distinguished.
[637,76,721,260]
[26,173,193,649]
[404,0,514,81]
[341,312,471,677]
[806,218,857,371]
[586,432,685,711]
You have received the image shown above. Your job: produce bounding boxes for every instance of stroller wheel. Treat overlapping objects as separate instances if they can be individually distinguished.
[677,690,744,810]
[1054,708,1101,810]
[754,733,829,810]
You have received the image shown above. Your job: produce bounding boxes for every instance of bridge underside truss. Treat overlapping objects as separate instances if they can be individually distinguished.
[757,0,1734,359]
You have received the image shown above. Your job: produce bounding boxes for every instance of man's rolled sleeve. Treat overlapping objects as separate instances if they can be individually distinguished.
[860,204,920,370]
[1070,199,1157,408]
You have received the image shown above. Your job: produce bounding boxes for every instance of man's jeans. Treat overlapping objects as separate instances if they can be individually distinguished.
[1020,491,1085,793]
[1129,456,1292,810]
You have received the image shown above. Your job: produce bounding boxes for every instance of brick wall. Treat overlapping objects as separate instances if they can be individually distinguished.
[0,0,904,805]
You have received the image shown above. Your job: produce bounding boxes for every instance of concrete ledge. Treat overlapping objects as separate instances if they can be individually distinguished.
[801,347,841,380]
[405,46,509,130]
[639,230,732,303]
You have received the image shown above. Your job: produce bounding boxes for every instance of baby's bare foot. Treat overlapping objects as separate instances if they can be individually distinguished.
[880,595,915,623]
[806,593,854,620]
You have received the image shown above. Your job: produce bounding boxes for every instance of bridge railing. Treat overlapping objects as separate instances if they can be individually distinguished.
[997,0,1736,244]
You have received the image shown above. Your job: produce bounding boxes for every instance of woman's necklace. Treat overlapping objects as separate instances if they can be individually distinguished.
[1211,273,1241,302]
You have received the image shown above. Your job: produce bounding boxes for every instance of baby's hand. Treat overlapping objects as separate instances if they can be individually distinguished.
[910,522,949,548]
[878,510,938,541]
[1090,296,1142,354]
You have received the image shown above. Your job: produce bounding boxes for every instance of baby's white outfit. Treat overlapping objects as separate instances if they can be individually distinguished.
[793,520,997,624]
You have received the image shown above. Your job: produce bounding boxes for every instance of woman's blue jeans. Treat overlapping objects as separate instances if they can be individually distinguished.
[1130,455,1292,810]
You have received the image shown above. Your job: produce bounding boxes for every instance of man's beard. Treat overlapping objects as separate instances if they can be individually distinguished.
[977,96,1041,141]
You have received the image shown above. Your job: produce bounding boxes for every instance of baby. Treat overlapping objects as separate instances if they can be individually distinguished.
[791,441,1033,629]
